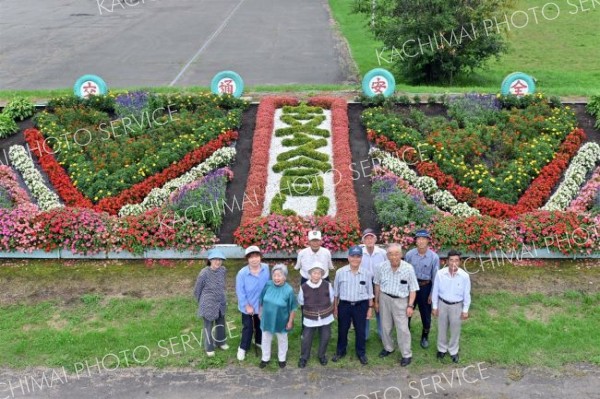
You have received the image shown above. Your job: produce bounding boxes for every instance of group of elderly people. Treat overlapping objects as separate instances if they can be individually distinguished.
[193,228,471,368]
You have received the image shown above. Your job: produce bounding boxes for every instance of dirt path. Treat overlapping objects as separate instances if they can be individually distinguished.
[0,363,598,399]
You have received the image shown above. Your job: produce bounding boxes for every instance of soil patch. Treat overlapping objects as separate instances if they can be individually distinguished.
[348,103,380,233]
[219,104,258,244]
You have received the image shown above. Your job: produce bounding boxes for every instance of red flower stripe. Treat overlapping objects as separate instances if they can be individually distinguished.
[240,96,298,223]
[24,128,93,208]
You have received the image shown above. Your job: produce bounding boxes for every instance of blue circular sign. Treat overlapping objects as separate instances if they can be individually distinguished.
[211,71,244,98]
[362,68,396,98]
[73,75,108,98]
[501,72,536,96]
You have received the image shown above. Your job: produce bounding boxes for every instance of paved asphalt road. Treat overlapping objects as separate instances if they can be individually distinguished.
[1,363,599,399]
[0,0,356,90]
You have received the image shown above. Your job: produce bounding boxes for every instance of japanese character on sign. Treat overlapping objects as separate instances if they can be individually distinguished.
[370,77,388,95]
[218,79,235,95]
[510,79,529,96]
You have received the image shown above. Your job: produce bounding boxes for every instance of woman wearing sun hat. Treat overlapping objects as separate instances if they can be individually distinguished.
[193,248,229,357]
[235,245,270,361]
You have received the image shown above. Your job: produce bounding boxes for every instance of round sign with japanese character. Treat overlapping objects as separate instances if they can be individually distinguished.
[73,75,108,99]
[501,72,536,97]
[362,68,396,98]
[211,71,244,98]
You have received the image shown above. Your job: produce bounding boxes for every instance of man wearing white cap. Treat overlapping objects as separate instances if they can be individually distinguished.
[295,230,334,285]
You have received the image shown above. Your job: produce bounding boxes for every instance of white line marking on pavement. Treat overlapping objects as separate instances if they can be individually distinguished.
[169,0,246,86]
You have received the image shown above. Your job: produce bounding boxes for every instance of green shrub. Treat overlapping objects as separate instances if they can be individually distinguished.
[3,98,35,121]
[372,180,436,227]
[586,95,600,129]
[0,114,19,138]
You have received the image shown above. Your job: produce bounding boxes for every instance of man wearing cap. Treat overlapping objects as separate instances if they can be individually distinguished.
[374,243,419,367]
[295,230,334,285]
[404,229,440,349]
[360,228,387,340]
[332,245,374,365]
[236,245,270,361]
[297,262,334,368]
[432,250,471,363]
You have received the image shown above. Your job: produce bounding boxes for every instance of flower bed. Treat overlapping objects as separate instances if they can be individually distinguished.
[32,93,245,205]
[118,147,236,216]
[543,143,600,211]
[8,145,62,211]
[567,166,600,213]
[363,94,587,218]
[368,128,586,218]
[0,165,36,209]
[236,96,359,252]
[26,126,238,215]
[0,206,218,255]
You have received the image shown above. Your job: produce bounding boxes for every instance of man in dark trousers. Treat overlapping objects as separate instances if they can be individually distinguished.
[332,246,374,365]
[404,230,440,349]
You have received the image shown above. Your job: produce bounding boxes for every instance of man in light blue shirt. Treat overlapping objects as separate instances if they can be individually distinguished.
[432,250,471,364]
[360,228,387,339]
[404,229,440,349]
[332,246,374,365]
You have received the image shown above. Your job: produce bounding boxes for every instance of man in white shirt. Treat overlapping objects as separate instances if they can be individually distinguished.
[432,250,472,364]
[295,230,334,285]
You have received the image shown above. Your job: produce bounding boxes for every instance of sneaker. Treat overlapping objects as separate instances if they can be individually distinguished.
[259,360,269,369]
[237,347,246,361]
[278,361,286,369]
[219,344,230,350]
[400,357,412,367]
[206,351,215,357]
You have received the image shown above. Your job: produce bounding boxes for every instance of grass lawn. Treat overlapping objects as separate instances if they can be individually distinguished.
[327,0,600,96]
[0,259,598,371]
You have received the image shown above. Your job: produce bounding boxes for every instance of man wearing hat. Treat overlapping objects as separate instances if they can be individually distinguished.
[194,248,228,357]
[295,230,334,285]
[360,228,387,340]
[404,230,440,349]
[236,245,270,361]
[332,245,374,365]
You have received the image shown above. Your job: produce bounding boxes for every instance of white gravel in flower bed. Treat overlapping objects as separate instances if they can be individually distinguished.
[262,108,337,216]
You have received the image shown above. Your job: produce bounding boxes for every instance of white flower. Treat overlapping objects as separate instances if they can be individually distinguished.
[543,143,600,211]
[9,145,62,211]
[371,148,479,217]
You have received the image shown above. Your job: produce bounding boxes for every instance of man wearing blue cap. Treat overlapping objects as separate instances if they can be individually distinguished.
[332,245,374,365]
[404,230,440,349]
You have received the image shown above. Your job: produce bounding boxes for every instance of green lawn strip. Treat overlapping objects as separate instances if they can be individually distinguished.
[0,286,598,370]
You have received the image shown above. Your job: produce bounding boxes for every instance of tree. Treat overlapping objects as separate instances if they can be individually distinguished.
[356,0,515,84]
